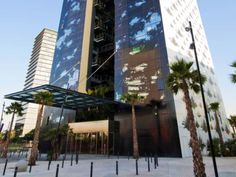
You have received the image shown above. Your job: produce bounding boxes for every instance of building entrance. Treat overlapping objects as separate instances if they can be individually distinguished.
[69,120,109,155]
[76,132,108,154]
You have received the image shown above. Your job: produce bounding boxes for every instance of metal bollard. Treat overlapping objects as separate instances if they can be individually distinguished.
[76,153,79,164]
[136,159,138,175]
[70,154,73,166]
[116,161,118,175]
[156,154,159,167]
[2,158,8,176]
[13,167,18,177]
[55,164,59,177]
[62,156,65,168]
[90,162,93,177]
[148,157,150,172]
[48,160,51,170]
[29,164,32,173]
[154,156,157,169]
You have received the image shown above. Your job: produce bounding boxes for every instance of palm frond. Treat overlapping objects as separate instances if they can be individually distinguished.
[120,93,144,104]
[230,61,236,68]
[230,74,236,84]
[209,102,220,111]
[34,91,53,105]
[5,102,24,116]
[167,59,206,95]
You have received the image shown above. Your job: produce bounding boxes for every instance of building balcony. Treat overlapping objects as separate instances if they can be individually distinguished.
[94,33,113,43]
[94,0,105,9]
[91,75,112,84]
[100,43,114,53]
[94,33,105,43]
[93,46,99,55]
[94,22,106,30]
[92,57,100,67]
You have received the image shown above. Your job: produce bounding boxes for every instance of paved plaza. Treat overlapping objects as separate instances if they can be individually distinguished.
[0,156,235,177]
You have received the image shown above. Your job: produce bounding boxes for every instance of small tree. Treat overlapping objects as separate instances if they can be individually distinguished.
[3,102,24,158]
[166,59,207,177]
[87,85,111,98]
[228,115,236,136]
[22,129,35,142]
[42,124,70,160]
[121,93,143,159]
[209,102,225,155]
[29,91,53,165]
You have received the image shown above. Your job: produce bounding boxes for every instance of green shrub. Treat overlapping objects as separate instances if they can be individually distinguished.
[208,138,236,157]
[224,139,236,156]
[207,138,221,156]
[198,137,206,151]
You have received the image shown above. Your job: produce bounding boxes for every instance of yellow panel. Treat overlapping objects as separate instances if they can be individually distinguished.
[69,120,109,134]
[78,0,94,93]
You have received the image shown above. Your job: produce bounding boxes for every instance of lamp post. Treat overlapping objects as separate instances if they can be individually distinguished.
[0,102,5,126]
[57,89,69,131]
[185,21,218,177]
[55,84,69,156]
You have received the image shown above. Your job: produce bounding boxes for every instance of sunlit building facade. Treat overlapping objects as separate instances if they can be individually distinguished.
[114,0,231,157]
[16,29,57,135]
[46,0,231,157]
[44,0,115,154]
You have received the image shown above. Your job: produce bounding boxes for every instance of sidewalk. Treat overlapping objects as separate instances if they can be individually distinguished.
[0,156,235,177]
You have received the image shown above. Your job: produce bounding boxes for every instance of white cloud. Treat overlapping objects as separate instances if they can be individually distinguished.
[56,28,72,49]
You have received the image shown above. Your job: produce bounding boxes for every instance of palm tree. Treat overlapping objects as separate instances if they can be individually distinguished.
[230,61,236,84]
[3,102,24,158]
[209,102,225,155]
[228,115,236,136]
[87,85,111,98]
[166,59,207,177]
[121,93,143,159]
[42,124,70,160]
[29,91,53,165]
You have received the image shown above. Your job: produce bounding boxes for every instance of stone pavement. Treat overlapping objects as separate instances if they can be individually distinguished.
[0,156,235,177]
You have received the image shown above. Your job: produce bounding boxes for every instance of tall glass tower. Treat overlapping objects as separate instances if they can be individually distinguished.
[47,0,231,157]
[46,0,114,121]
[50,0,89,92]
[114,0,231,157]
[50,0,114,93]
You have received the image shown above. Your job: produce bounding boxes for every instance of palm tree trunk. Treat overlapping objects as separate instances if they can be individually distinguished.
[131,104,139,159]
[3,112,15,158]
[183,84,206,177]
[29,104,44,165]
[214,112,225,155]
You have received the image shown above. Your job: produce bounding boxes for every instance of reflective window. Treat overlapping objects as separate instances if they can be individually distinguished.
[114,0,169,103]
[50,0,87,90]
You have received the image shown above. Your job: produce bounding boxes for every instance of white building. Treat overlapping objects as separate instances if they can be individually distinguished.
[160,0,232,156]
[16,28,57,136]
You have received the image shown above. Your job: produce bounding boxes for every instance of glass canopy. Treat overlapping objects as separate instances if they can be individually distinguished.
[4,84,117,110]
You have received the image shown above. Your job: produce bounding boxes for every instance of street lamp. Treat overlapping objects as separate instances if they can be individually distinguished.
[0,102,5,130]
[185,21,219,177]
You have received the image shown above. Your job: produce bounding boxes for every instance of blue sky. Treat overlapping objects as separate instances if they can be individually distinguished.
[0,1,235,117]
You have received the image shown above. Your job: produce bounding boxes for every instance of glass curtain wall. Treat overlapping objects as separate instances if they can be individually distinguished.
[50,0,87,90]
[114,0,182,157]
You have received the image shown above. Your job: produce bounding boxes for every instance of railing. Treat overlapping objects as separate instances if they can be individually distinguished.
[100,43,114,53]
[94,22,106,30]
[94,0,105,9]
[94,33,105,42]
